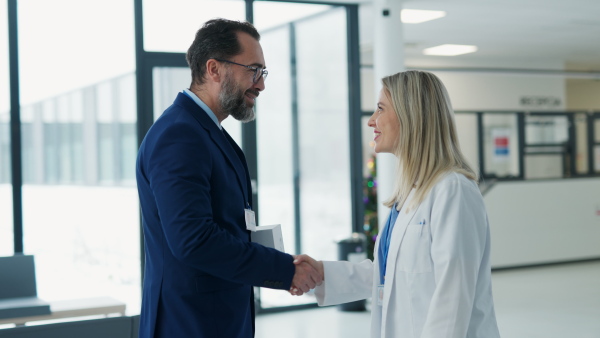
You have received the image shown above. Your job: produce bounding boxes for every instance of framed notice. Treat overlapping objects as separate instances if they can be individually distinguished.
[492,128,511,162]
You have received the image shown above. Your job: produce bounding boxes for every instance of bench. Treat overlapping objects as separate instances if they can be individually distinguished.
[0,296,127,326]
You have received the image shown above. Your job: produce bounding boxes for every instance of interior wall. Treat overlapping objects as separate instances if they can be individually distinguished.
[432,72,566,111]
[566,79,600,111]
[361,67,569,112]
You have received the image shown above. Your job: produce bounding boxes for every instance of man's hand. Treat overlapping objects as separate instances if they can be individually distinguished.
[289,254,324,296]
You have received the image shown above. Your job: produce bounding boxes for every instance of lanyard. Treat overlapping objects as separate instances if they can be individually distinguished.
[378,203,399,285]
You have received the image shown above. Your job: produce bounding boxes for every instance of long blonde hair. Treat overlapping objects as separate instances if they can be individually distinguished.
[382,70,477,211]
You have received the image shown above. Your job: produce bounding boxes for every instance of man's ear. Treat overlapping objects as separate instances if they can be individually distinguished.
[205,59,222,83]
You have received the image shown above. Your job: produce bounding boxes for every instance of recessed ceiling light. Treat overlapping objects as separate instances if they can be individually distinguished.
[401,9,446,24]
[423,44,478,56]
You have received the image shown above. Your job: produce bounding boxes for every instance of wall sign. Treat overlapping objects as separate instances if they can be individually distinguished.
[492,128,510,162]
[520,96,562,108]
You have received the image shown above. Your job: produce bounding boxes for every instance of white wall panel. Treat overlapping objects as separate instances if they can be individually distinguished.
[484,178,600,268]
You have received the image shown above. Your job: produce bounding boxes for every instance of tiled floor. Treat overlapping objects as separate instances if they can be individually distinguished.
[256,261,600,338]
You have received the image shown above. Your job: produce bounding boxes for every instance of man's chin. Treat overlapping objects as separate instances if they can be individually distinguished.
[231,109,256,123]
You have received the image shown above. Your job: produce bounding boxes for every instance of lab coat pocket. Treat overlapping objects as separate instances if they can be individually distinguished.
[398,223,432,273]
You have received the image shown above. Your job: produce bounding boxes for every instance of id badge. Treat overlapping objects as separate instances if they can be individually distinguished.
[244,208,256,231]
[377,285,384,306]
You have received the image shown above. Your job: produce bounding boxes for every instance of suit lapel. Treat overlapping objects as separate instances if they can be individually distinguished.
[176,93,250,203]
[211,127,249,203]
[222,128,252,205]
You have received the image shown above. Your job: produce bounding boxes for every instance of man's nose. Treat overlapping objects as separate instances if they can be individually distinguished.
[254,76,265,91]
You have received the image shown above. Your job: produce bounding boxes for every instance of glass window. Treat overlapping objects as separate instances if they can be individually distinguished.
[152,67,242,145]
[19,0,140,316]
[54,92,85,184]
[525,115,569,145]
[0,0,12,256]
[256,25,294,253]
[20,104,39,184]
[152,67,190,121]
[143,0,245,53]
[94,74,139,185]
[97,81,116,184]
[255,24,298,309]
[295,6,351,262]
[117,75,137,184]
[524,114,570,179]
[42,101,60,184]
[254,2,349,309]
[253,1,332,31]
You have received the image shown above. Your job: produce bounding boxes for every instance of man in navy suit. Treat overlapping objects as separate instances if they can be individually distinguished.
[136,19,322,338]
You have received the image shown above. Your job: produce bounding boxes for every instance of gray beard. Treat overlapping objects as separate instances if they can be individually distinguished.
[219,74,256,123]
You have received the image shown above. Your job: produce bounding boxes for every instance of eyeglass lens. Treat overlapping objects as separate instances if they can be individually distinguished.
[255,69,267,83]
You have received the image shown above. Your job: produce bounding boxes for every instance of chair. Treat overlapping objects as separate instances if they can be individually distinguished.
[0,255,127,327]
[0,255,51,320]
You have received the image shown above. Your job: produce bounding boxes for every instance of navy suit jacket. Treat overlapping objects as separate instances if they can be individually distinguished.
[136,93,295,338]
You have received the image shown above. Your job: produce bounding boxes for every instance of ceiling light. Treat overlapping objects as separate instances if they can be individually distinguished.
[401,9,446,24]
[423,44,478,56]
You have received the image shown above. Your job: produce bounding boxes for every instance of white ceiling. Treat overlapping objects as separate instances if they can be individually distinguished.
[296,0,600,74]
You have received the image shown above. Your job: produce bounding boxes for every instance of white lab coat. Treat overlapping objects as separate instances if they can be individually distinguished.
[314,172,501,338]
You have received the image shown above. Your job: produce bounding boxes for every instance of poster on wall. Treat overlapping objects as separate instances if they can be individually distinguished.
[492,128,511,163]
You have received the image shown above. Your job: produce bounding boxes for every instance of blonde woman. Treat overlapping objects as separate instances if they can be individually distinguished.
[294,71,501,338]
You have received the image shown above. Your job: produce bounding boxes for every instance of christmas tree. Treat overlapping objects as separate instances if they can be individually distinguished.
[362,154,378,260]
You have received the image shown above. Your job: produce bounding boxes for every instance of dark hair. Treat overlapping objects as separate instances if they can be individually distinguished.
[186,18,260,87]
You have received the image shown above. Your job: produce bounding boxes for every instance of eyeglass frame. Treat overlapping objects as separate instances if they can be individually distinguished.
[213,58,268,84]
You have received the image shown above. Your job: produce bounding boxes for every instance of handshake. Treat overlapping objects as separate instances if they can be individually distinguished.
[290,255,324,296]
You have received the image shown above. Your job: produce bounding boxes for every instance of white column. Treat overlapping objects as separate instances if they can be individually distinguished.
[373,0,405,228]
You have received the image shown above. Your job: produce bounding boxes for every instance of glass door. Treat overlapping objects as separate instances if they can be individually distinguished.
[524,113,573,179]
[0,0,12,256]
[139,0,360,312]
[255,2,352,309]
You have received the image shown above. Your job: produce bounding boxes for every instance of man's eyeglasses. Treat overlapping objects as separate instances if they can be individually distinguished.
[214,58,268,84]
